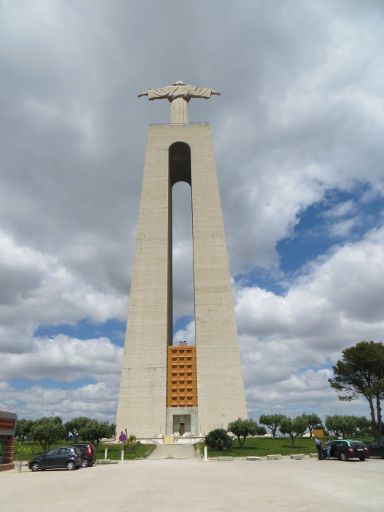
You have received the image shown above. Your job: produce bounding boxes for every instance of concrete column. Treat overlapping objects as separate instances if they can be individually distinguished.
[116,124,247,438]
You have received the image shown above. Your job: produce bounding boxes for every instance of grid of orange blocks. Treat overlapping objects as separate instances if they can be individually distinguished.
[166,346,198,407]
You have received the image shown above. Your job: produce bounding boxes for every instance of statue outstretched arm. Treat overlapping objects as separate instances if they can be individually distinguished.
[138,91,148,97]
[211,89,221,96]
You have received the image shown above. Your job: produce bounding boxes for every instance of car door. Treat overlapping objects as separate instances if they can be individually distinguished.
[332,441,344,458]
[57,447,72,467]
[43,448,61,468]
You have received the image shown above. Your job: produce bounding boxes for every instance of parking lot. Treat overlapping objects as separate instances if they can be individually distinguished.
[1,457,383,512]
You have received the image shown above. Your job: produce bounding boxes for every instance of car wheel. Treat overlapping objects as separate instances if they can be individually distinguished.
[359,457,365,461]
[66,461,76,471]
[31,462,40,472]
[81,459,88,468]
[340,452,347,461]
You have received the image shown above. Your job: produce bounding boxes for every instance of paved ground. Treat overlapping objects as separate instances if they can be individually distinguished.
[147,444,195,459]
[1,457,383,512]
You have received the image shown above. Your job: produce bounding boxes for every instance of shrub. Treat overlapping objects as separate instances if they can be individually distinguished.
[205,429,233,451]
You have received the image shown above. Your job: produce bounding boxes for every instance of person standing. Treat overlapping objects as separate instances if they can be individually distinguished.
[325,439,332,460]
[315,436,323,460]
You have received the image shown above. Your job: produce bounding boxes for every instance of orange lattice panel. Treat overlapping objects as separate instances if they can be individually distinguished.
[167,345,197,407]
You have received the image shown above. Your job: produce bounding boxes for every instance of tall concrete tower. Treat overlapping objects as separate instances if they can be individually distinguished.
[116,81,247,438]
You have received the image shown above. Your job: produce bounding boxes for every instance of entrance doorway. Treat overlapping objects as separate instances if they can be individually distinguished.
[173,414,191,436]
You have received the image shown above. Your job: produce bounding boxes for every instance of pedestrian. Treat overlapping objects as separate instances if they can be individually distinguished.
[325,439,331,460]
[315,436,323,460]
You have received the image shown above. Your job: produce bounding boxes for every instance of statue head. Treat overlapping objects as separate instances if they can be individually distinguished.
[173,80,186,86]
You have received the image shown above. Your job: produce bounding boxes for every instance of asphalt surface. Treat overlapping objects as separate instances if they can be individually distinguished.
[1,457,383,512]
[147,444,195,459]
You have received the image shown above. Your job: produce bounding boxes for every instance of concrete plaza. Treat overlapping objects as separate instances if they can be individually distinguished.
[1,457,383,512]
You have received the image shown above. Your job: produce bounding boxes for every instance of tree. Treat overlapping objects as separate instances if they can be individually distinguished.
[15,419,34,442]
[328,341,384,439]
[259,414,287,438]
[279,416,307,447]
[325,415,357,438]
[227,418,259,448]
[205,429,233,452]
[78,420,115,446]
[325,415,372,438]
[31,417,65,451]
[64,416,92,435]
[355,416,372,436]
[301,413,321,438]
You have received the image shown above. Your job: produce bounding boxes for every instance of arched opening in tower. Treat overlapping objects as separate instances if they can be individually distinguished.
[169,142,195,346]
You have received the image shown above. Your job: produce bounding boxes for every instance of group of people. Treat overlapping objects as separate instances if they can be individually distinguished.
[315,436,331,460]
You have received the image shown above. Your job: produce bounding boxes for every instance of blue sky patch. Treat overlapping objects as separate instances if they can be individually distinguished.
[277,183,384,274]
[34,318,126,346]
[9,376,96,391]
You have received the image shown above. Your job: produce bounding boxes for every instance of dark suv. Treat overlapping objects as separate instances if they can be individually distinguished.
[29,446,82,471]
[73,443,97,467]
[330,439,368,461]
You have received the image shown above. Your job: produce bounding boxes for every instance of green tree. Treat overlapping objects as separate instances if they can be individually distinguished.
[15,419,34,442]
[301,413,321,438]
[64,416,91,435]
[259,414,287,438]
[328,341,384,439]
[205,429,233,452]
[227,418,259,448]
[31,417,65,451]
[279,416,307,447]
[325,415,359,438]
[355,416,372,436]
[78,420,115,446]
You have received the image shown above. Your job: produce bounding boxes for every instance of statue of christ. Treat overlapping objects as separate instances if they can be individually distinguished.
[138,80,220,123]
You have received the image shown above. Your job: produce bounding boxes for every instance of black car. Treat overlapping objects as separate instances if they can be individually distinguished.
[72,443,97,467]
[29,446,82,471]
[330,439,368,461]
[368,440,384,458]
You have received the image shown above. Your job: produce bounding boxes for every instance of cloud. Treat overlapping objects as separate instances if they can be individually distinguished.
[0,334,122,381]
[1,0,384,421]
[236,226,384,416]
[0,231,127,354]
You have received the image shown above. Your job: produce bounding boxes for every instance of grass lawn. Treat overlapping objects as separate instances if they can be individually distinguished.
[16,440,156,461]
[96,442,156,460]
[202,436,374,458]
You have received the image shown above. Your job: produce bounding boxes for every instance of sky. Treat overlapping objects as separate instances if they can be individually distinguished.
[0,0,384,426]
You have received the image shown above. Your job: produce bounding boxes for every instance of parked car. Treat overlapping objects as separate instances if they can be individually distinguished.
[29,446,82,471]
[368,440,384,458]
[72,443,97,467]
[330,439,368,461]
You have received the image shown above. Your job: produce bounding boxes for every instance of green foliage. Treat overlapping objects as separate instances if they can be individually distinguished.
[205,428,233,452]
[64,417,92,434]
[259,414,287,438]
[355,416,372,435]
[256,425,267,435]
[15,419,34,442]
[279,416,308,447]
[31,416,65,451]
[78,420,115,446]
[301,413,322,437]
[325,415,372,438]
[204,435,374,457]
[98,441,155,460]
[14,440,30,462]
[123,435,138,452]
[328,340,384,439]
[227,418,260,448]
